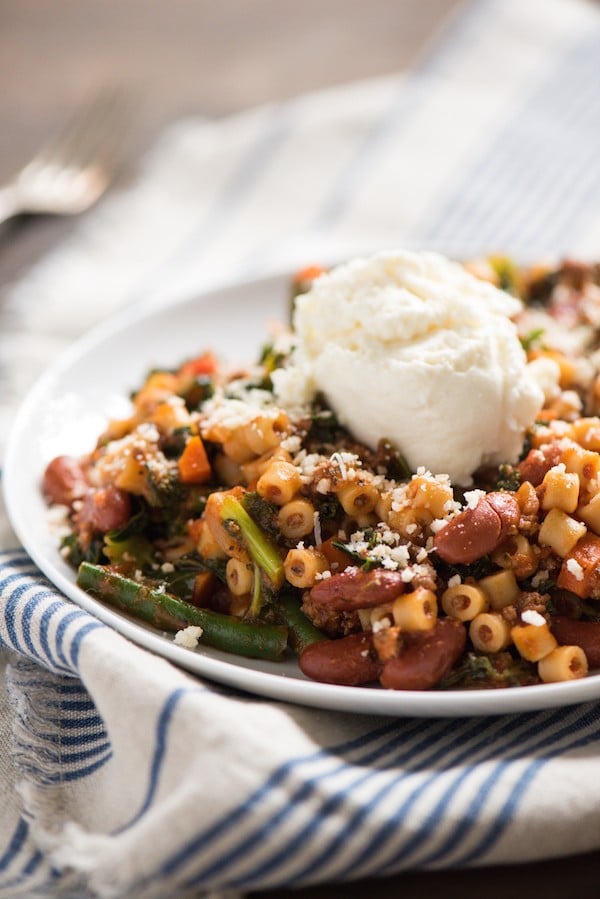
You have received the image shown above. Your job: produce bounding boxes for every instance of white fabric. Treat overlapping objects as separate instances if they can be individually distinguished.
[3,0,600,895]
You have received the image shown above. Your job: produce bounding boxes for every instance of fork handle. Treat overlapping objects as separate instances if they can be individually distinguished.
[0,184,21,225]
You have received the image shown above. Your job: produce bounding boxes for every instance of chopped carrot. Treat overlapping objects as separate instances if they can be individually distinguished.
[535,408,559,422]
[178,435,211,484]
[557,534,600,598]
[292,264,327,285]
[319,537,353,572]
[186,518,204,543]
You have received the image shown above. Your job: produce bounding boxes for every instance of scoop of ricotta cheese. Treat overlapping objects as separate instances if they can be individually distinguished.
[273,249,546,485]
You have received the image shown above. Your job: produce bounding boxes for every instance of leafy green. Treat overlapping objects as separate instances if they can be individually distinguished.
[179,376,214,411]
[488,255,519,295]
[332,535,381,572]
[242,492,280,541]
[438,652,539,689]
[306,402,347,447]
[495,464,521,492]
[520,328,545,353]
[316,497,342,521]
[377,439,412,480]
[60,533,104,568]
[257,343,289,390]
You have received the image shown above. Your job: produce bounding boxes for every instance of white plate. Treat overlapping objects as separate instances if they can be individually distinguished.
[6,270,600,717]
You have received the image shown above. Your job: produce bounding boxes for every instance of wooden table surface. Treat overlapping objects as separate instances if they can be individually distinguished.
[2,2,600,896]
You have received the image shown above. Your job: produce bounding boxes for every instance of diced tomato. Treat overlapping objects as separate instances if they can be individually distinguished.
[179,352,218,378]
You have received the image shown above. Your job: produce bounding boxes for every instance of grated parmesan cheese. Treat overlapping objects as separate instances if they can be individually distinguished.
[566,558,585,582]
[464,489,486,510]
[174,625,203,649]
[522,610,546,627]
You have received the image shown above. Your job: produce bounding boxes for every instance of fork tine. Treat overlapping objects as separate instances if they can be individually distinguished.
[35,88,134,173]
[2,88,135,223]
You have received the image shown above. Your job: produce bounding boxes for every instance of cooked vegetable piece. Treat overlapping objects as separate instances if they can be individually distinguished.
[277,595,327,655]
[557,535,600,598]
[77,563,288,661]
[220,494,285,588]
[178,435,212,484]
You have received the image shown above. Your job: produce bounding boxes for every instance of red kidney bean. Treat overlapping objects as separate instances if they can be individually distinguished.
[379,618,466,691]
[485,492,520,541]
[299,633,382,685]
[42,455,87,507]
[434,492,519,565]
[518,444,562,487]
[551,617,600,667]
[309,568,405,611]
[77,486,131,534]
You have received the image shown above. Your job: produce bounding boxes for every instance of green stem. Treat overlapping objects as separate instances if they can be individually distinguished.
[249,562,263,618]
[277,595,326,656]
[220,494,284,588]
[77,562,288,661]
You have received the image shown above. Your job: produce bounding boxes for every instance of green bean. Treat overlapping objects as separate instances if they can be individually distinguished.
[277,595,326,656]
[77,562,288,661]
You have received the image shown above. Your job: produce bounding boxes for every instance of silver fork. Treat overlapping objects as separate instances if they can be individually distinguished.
[0,89,131,226]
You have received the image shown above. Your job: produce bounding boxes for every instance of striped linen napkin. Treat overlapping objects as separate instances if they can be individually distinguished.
[3,0,600,895]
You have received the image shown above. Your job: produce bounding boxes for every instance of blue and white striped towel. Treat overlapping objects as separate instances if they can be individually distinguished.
[3,0,600,895]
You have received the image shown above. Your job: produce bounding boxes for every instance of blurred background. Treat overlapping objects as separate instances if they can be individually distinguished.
[0,0,463,288]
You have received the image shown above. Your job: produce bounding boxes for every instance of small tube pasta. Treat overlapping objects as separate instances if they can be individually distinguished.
[277,499,315,540]
[222,432,256,465]
[357,608,373,631]
[226,557,254,596]
[406,475,454,518]
[392,588,437,631]
[540,466,579,513]
[491,534,538,579]
[151,397,191,432]
[245,412,289,455]
[196,520,227,561]
[469,612,512,653]
[284,548,328,588]
[577,492,600,535]
[441,584,488,622]
[337,483,379,517]
[370,602,394,629]
[538,645,588,682]
[388,506,431,536]
[114,456,149,496]
[213,453,244,488]
[478,569,520,611]
[561,444,600,487]
[538,508,587,558]
[511,621,557,662]
[240,447,291,486]
[375,491,394,523]
[257,460,302,506]
[570,417,600,452]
